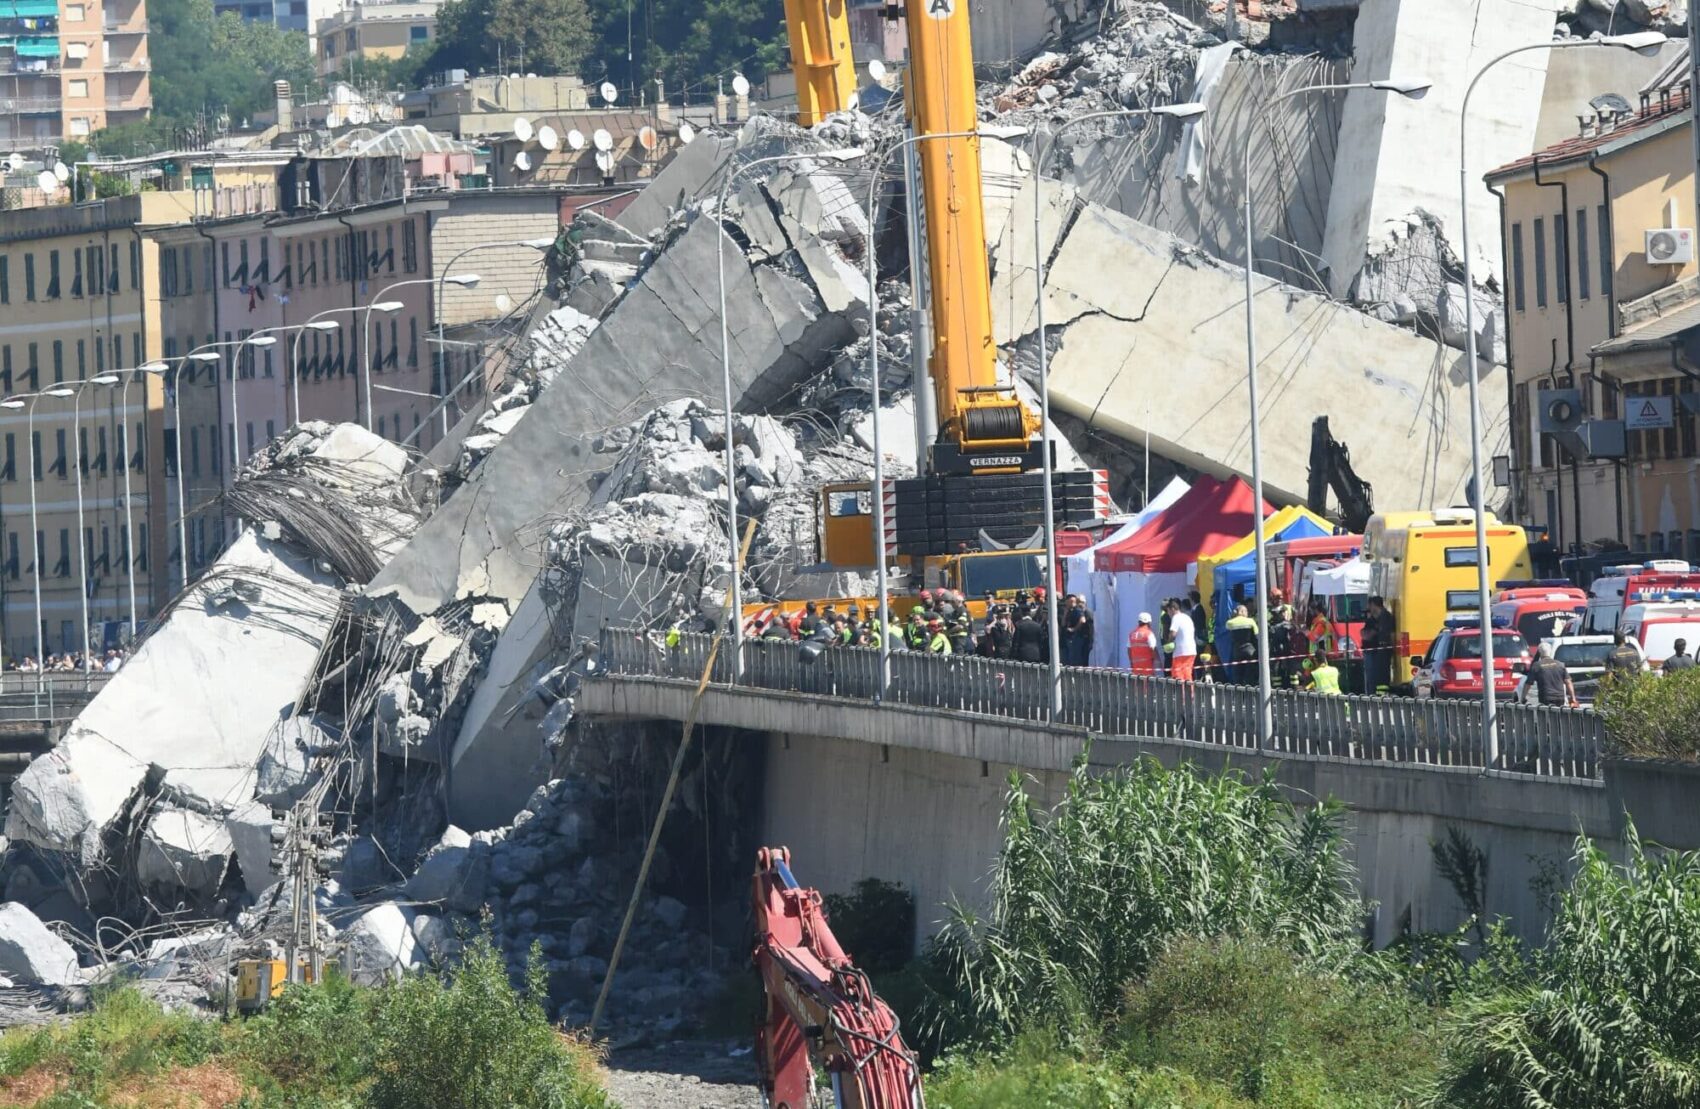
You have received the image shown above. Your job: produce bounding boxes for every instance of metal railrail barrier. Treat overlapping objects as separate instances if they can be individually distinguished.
[595,629,1603,780]
[0,672,114,724]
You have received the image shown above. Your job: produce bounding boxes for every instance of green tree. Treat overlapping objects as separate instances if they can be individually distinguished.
[1433,826,1700,1107]
[428,0,593,77]
[584,0,785,101]
[1597,664,1700,761]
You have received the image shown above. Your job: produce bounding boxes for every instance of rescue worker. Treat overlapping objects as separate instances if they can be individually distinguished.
[1267,599,1299,689]
[1362,595,1395,696]
[906,608,929,651]
[1305,648,1343,696]
[1127,612,1159,674]
[1521,641,1578,707]
[1305,600,1336,657]
[1267,586,1295,630]
[927,618,953,654]
[761,617,790,640]
[1664,638,1696,673]
[1605,629,1644,683]
[797,600,822,638]
[1061,594,1094,666]
[949,615,973,655]
[1163,598,1198,681]
[1224,604,1259,686]
[985,607,1014,659]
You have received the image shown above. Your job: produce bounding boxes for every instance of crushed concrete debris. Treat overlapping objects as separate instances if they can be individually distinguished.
[0,904,79,987]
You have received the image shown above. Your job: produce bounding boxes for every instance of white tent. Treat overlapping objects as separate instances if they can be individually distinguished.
[1065,477,1189,668]
[1306,556,1370,598]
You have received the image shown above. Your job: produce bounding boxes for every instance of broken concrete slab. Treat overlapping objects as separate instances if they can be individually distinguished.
[138,807,234,899]
[404,825,488,914]
[224,800,280,899]
[7,532,341,868]
[342,902,421,984]
[0,902,79,986]
[367,207,857,617]
[616,132,735,239]
[992,179,1508,509]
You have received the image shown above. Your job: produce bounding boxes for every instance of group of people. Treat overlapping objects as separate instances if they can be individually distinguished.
[9,648,126,673]
[1122,587,1383,697]
[744,589,1099,665]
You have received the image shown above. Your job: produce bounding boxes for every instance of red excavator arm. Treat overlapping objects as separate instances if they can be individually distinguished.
[752,846,924,1109]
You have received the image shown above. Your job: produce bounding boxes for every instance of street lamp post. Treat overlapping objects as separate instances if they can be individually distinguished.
[71,374,120,670]
[1240,78,1429,748]
[225,335,277,533]
[1,388,74,678]
[1456,29,1664,767]
[112,362,167,640]
[288,314,357,427]
[1032,103,1206,716]
[715,148,864,682]
[170,350,224,591]
[362,276,478,433]
[435,239,553,438]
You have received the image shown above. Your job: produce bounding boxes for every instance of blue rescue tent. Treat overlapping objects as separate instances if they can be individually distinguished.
[1206,512,1331,645]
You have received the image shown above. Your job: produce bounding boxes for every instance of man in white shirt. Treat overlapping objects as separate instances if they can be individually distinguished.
[1164,598,1198,681]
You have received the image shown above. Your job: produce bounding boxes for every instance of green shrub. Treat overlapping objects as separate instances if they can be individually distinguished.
[1119,936,1440,1108]
[365,935,611,1109]
[1432,825,1700,1107]
[1597,665,1700,760]
[924,759,1365,1048]
[825,878,916,973]
[927,1031,1248,1109]
[239,969,374,1101]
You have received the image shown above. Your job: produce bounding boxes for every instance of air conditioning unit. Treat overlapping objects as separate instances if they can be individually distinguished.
[1646,227,1695,265]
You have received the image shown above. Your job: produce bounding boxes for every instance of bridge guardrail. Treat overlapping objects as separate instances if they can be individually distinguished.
[595,628,1603,781]
[0,672,114,724]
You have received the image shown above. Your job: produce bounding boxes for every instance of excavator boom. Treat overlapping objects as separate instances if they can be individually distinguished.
[752,846,923,1109]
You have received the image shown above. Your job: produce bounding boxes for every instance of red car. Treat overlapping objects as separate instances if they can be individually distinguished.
[1410,618,1530,699]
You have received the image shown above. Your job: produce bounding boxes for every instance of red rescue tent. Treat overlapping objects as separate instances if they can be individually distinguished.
[1093,476,1271,573]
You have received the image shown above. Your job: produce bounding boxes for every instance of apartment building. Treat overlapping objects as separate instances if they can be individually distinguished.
[0,0,151,152]
[1486,78,1700,559]
[0,194,182,659]
[315,0,437,79]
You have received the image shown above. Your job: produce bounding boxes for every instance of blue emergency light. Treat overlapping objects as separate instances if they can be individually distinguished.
[1494,579,1573,590]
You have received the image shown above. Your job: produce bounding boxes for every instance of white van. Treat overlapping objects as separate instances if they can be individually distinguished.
[1621,599,1700,668]
[1583,561,1700,634]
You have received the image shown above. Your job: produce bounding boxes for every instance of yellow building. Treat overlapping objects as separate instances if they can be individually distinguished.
[0,0,152,152]
[315,0,436,78]
[1486,80,1700,561]
[0,192,183,660]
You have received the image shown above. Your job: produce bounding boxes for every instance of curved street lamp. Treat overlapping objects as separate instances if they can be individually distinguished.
[71,373,121,670]
[361,275,478,433]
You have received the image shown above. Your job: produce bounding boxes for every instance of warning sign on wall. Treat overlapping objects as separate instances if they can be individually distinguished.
[1626,396,1674,431]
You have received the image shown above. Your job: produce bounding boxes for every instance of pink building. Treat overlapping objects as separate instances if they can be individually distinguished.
[202,198,444,473]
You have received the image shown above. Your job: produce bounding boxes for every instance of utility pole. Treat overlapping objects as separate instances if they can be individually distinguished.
[274,800,332,985]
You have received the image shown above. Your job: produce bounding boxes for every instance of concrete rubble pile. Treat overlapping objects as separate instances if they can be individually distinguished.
[0,422,424,997]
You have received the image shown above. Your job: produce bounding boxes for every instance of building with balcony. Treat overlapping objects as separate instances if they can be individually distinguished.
[315,0,437,79]
[1486,69,1700,561]
[0,0,151,152]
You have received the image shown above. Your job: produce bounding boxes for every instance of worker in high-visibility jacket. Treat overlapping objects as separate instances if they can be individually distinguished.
[1127,612,1159,674]
[926,619,953,655]
[1306,648,1343,696]
[1305,601,1336,656]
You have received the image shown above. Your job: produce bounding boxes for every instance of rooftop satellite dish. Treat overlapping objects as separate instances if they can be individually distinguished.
[5,153,22,172]
[513,116,533,143]
[637,125,657,151]
[678,121,695,144]
[51,161,67,182]
[592,128,613,152]
[594,150,614,174]
[538,124,559,151]
[35,170,56,192]
[566,128,585,150]
[599,81,618,105]
[846,89,860,111]
[731,73,750,97]
[524,71,536,78]
[513,150,532,172]
[494,292,513,313]
[867,58,887,81]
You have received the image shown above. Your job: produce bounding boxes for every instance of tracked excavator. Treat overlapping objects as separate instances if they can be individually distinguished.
[752,846,923,1108]
[1306,416,1374,533]
[750,0,1109,628]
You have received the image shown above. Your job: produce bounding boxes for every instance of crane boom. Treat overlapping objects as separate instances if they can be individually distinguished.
[903,0,1040,472]
[784,0,859,126]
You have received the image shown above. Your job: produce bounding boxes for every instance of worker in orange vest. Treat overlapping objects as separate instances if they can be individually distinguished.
[1127,611,1159,675]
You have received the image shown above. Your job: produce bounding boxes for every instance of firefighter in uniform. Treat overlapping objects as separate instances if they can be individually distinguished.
[1127,612,1159,675]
